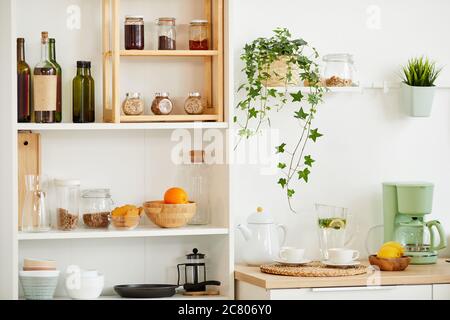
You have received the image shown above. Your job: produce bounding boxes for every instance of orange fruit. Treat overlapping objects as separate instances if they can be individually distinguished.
[164,187,189,204]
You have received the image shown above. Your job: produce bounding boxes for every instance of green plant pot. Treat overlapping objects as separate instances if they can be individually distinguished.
[401,82,436,117]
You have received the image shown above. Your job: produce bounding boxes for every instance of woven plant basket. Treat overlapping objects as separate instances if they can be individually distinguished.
[264,56,300,87]
[143,201,197,228]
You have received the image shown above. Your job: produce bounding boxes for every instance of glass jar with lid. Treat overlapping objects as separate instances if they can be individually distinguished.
[184,92,204,115]
[157,17,176,50]
[322,53,358,87]
[122,92,144,115]
[189,20,209,50]
[125,16,145,50]
[54,179,80,231]
[151,92,173,115]
[81,189,113,229]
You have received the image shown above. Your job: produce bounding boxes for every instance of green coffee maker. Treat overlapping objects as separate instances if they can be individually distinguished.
[383,182,446,264]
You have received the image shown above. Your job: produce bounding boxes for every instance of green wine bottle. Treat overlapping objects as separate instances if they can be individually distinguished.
[84,61,95,123]
[49,38,62,123]
[72,61,85,123]
[17,38,31,122]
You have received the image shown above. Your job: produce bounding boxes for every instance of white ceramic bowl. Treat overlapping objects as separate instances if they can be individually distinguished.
[19,270,60,300]
[65,273,104,300]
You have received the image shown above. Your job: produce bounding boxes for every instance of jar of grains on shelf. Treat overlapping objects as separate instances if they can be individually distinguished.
[157,17,176,50]
[54,179,80,231]
[321,53,358,87]
[122,93,144,115]
[184,92,204,115]
[151,92,173,115]
[81,189,113,229]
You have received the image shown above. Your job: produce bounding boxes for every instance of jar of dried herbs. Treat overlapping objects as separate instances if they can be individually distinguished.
[151,92,173,115]
[184,92,204,115]
[122,92,144,115]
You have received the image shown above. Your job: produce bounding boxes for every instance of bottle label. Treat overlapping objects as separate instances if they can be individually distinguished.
[33,75,57,111]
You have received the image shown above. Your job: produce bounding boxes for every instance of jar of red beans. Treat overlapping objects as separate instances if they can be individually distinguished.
[125,16,145,50]
[189,20,209,50]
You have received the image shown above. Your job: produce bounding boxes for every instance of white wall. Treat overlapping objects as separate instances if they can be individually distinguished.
[232,0,450,261]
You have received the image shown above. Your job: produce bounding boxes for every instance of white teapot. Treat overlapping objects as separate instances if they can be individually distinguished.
[237,207,287,266]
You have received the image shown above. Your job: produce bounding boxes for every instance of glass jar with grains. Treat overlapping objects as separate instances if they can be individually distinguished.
[122,92,144,115]
[322,53,358,87]
[151,92,173,115]
[184,92,204,115]
[81,189,113,229]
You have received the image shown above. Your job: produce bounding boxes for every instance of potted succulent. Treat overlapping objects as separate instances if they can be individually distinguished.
[400,57,442,117]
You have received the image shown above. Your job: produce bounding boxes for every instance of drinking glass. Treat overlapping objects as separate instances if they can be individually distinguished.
[316,204,352,260]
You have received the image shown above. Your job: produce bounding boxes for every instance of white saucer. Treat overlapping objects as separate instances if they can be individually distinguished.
[322,260,361,267]
[274,259,312,266]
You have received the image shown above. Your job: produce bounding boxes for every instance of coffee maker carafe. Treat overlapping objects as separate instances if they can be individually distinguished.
[383,182,446,264]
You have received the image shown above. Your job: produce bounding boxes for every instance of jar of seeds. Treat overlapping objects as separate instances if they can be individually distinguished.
[122,93,144,115]
[54,179,80,231]
[184,92,204,115]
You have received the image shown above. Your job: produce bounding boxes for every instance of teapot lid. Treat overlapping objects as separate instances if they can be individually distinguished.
[247,207,274,224]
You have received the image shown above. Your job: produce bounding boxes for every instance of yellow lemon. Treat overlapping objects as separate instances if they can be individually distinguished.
[377,245,402,259]
[382,241,404,256]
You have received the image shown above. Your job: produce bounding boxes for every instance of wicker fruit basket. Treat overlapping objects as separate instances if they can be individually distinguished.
[143,201,197,228]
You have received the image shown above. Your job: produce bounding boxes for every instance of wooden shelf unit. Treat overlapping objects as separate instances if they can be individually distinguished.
[102,0,225,124]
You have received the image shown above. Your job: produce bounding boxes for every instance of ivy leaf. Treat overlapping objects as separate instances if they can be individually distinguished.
[249,108,258,119]
[298,168,311,182]
[278,178,287,189]
[278,162,287,170]
[290,90,304,102]
[287,189,295,198]
[267,88,277,98]
[233,116,238,123]
[275,143,287,154]
[304,155,315,167]
[309,128,323,142]
[294,108,308,120]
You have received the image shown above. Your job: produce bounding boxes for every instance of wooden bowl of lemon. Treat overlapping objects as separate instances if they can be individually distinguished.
[369,242,411,271]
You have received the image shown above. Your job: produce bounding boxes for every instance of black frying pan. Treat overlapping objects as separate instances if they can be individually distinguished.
[114,284,178,299]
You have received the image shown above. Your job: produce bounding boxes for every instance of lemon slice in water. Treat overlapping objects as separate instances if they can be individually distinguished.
[328,218,346,230]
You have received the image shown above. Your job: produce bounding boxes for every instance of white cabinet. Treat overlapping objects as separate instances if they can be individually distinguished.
[236,281,433,300]
[433,284,450,300]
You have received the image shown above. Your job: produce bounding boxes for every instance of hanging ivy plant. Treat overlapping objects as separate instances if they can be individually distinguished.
[235,28,325,212]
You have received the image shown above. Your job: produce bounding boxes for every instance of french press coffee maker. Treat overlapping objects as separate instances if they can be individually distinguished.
[177,248,220,292]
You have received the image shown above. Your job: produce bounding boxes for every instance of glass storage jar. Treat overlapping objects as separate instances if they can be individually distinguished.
[189,20,209,50]
[184,92,204,115]
[151,92,173,115]
[322,53,358,87]
[125,16,145,50]
[55,179,80,231]
[21,175,51,233]
[157,17,176,50]
[122,92,144,115]
[81,189,113,229]
[177,150,210,225]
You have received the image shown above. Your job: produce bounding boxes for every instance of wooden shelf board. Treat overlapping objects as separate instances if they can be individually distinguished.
[104,50,220,57]
[16,122,228,131]
[18,226,229,240]
[120,114,220,123]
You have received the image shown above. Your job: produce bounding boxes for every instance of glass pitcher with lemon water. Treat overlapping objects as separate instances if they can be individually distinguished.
[316,204,354,260]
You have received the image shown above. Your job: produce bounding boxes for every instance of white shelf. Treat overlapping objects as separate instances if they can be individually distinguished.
[16,122,228,131]
[95,294,229,300]
[269,86,362,93]
[18,225,229,241]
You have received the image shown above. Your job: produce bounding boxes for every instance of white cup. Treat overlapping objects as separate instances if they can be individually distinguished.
[279,247,305,262]
[328,248,359,264]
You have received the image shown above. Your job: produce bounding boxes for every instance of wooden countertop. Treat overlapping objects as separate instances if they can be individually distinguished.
[235,259,450,289]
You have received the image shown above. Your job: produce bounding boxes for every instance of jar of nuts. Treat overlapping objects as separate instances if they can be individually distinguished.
[54,179,80,231]
[151,92,173,115]
[81,189,113,229]
[122,92,144,115]
[184,92,204,115]
[322,53,358,87]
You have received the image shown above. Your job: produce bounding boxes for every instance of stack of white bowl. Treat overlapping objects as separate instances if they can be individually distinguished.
[64,267,104,300]
[19,258,60,300]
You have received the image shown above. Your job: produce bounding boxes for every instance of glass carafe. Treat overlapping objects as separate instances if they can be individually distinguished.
[316,204,354,260]
[21,175,51,232]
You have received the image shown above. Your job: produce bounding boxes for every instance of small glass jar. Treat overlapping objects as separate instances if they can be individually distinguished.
[54,179,80,231]
[125,16,145,50]
[151,92,173,115]
[189,20,209,50]
[122,92,144,115]
[322,53,358,87]
[81,189,113,229]
[184,92,204,115]
[157,17,176,50]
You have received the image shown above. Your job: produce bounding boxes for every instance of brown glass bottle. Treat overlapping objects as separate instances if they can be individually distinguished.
[17,38,31,122]
[49,39,62,122]
[33,32,57,123]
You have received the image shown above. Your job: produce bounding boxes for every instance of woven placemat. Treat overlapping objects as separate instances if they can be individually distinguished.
[260,262,369,277]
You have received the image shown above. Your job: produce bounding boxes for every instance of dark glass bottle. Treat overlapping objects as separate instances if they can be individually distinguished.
[34,32,57,123]
[49,38,62,123]
[73,61,95,123]
[17,38,31,123]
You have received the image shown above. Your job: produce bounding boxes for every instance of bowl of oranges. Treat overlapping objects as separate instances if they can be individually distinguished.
[143,188,197,228]
[369,241,411,271]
